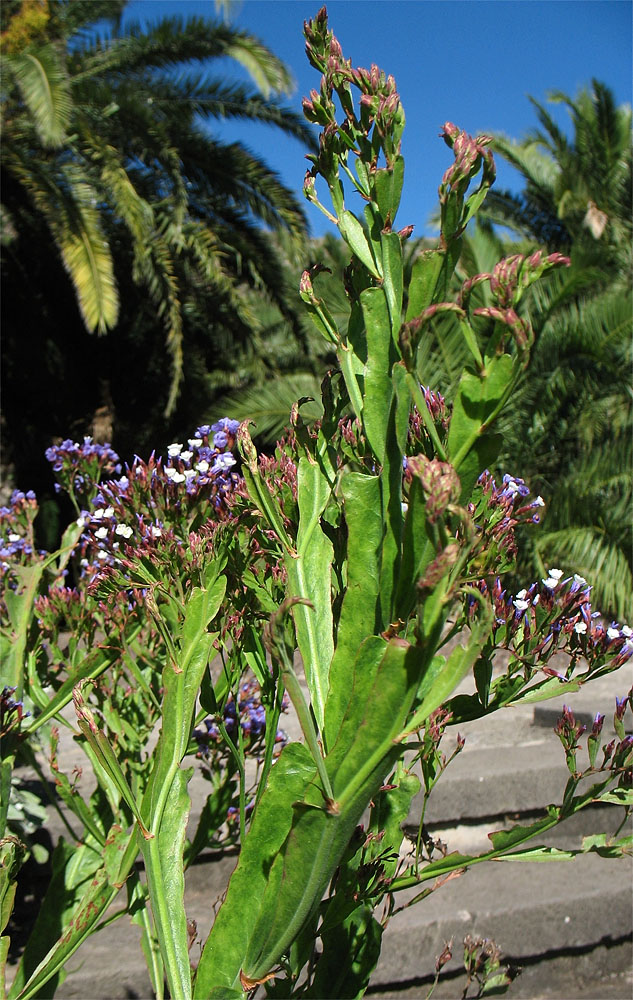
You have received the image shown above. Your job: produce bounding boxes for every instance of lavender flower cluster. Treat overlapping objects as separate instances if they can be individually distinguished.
[478,569,632,674]
[73,421,241,580]
[0,490,44,584]
[45,437,121,500]
[193,677,288,762]
[471,470,545,560]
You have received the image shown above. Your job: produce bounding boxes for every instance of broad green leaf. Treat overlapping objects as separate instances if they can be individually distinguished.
[140,574,225,1000]
[284,457,334,731]
[324,636,388,754]
[361,287,396,464]
[323,473,382,750]
[240,640,417,986]
[374,156,404,223]
[307,905,382,999]
[141,768,193,1000]
[380,231,403,335]
[193,744,316,997]
[197,639,427,993]
[338,211,382,279]
[447,354,513,472]
[454,431,503,507]
[405,249,445,321]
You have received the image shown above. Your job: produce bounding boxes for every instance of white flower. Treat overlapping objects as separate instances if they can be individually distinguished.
[115,524,133,539]
[532,594,540,606]
[171,472,186,484]
[213,453,236,471]
[622,625,632,638]
[76,516,87,527]
[516,588,527,600]
[167,443,183,457]
[164,467,177,480]
[184,469,196,480]
[8,533,20,542]
[513,598,529,612]
[542,576,559,590]
[151,526,162,538]
[573,573,587,585]
[574,621,588,634]
[180,450,193,463]
[96,549,108,561]
[188,438,203,449]
[95,526,108,540]
[548,568,564,580]
[104,506,115,517]
[607,626,620,641]
[195,461,209,473]
[533,496,545,507]
[92,508,105,520]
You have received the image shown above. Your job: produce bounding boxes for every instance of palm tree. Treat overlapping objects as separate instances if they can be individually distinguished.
[481,80,632,281]
[1,0,318,518]
[1,0,316,408]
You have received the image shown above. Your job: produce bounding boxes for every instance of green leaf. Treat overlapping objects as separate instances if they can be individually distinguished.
[361,287,396,464]
[380,231,403,335]
[494,846,575,861]
[402,599,493,737]
[324,636,388,753]
[447,354,514,472]
[7,45,72,148]
[1,836,26,986]
[197,638,427,993]
[307,906,382,999]
[374,156,405,222]
[142,768,194,1000]
[394,477,434,622]
[193,744,316,997]
[284,458,334,731]
[323,473,382,750]
[8,839,129,1000]
[405,250,445,321]
[338,211,382,279]
[140,574,226,1000]
[25,644,121,735]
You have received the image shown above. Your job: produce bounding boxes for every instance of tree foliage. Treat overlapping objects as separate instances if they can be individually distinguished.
[1,0,317,512]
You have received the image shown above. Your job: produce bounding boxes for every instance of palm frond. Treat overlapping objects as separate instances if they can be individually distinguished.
[6,42,72,147]
[6,150,119,332]
[77,16,293,96]
[208,374,324,443]
[146,74,318,151]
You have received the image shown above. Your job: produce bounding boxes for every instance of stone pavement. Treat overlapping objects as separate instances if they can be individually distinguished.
[7,659,632,999]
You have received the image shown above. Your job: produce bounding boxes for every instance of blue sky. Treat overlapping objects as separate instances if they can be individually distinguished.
[124,1,633,238]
